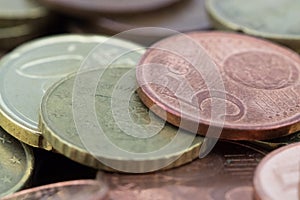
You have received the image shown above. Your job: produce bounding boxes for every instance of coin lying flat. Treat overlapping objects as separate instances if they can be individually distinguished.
[0,34,141,149]
[206,0,300,52]
[97,141,265,200]
[137,31,300,141]
[2,180,108,200]
[0,127,34,198]
[40,66,203,172]
[254,143,300,200]
[38,0,182,17]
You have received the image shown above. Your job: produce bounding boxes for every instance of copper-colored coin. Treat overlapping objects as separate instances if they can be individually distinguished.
[137,31,300,140]
[98,141,265,199]
[2,180,108,200]
[38,0,182,17]
[254,142,300,200]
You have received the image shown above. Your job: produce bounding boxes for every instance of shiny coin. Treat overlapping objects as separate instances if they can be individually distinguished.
[254,143,300,200]
[137,31,300,140]
[206,0,300,52]
[40,66,203,172]
[0,127,34,198]
[38,0,182,17]
[0,34,140,149]
[2,180,108,200]
[69,0,211,46]
[97,141,265,199]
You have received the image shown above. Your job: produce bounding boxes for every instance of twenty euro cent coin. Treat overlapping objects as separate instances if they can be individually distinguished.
[206,0,300,52]
[0,127,34,198]
[0,34,142,150]
[136,31,300,140]
[39,66,203,172]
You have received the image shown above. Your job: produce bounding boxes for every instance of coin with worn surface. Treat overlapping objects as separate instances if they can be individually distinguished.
[40,65,203,172]
[38,0,182,17]
[0,127,34,198]
[254,143,300,200]
[0,34,139,149]
[72,0,211,46]
[2,180,108,200]
[206,0,300,52]
[137,31,300,140]
[97,141,265,199]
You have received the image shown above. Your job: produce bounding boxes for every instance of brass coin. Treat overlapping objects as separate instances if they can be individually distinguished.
[40,66,203,172]
[137,31,300,140]
[0,127,34,198]
[206,0,300,52]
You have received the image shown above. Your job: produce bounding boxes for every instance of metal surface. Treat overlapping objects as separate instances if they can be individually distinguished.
[137,31,300,140]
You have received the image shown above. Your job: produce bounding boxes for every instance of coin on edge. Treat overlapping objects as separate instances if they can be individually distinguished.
[39,66,203,172]
[137,31,300,140]
[254,142,300,200]
[206,0,300,52]
[0,34,136,150]
[0,127,34,198]
[97,141,265,200]
[2,180,108,200]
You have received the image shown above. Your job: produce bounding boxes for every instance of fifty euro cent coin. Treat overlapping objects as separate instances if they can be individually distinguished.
[39,67,203,172]
[0,127,34,198]
[137,31,300,140]
[206,0,300,52]
[98,141,265,200]
[254,142,300,200]
[0,34,142,149]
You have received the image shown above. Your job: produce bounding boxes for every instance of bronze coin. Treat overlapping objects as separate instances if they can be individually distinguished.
[136,31,300,140]
[98,141,265,200]
[38,0,182,17]
[254,142,300,200]
[2,180,108,200]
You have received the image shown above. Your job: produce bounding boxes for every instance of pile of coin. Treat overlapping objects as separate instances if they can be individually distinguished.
[0,0,300,199]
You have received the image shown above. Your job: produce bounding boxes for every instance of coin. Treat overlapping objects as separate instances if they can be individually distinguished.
[1,180,108,200]
[97,141,265,199]
[206,0,300,52]
[38,0,182,17]
[39,65,203,172]
[137,31,300,140]
[0,127,34,198]
[0,34,137,149]
[68,0,211,46]
[254,142,300,200]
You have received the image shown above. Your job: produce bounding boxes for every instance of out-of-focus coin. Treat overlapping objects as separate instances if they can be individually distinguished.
[68,0,211,46]
[40,67,203,172]
[0,0,49,26]
[1,180,108,200]
[38,0,182,17]
[97,141,265,200]
[0,34,135,150]
[0,127,34,198]
[206,0,300,52]
[137,31,300,141]
[254,143,300,200]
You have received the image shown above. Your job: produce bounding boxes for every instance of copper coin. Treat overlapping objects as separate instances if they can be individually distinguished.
[38,0,182,17]
[254,142,300,200]
[136,31,300,140]
[98,141,265,200]
[2,180,108,200]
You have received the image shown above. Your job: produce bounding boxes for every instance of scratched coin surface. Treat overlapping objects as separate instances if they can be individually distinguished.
[0,127,34,198]
[2,180,108,200]
[97,141,265,200]
[0,34,141,149]
[137,31,300,140]
[40,66,203,172]
[206,0,300,52]
[38,0,182,16]
[254,143,300,200]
